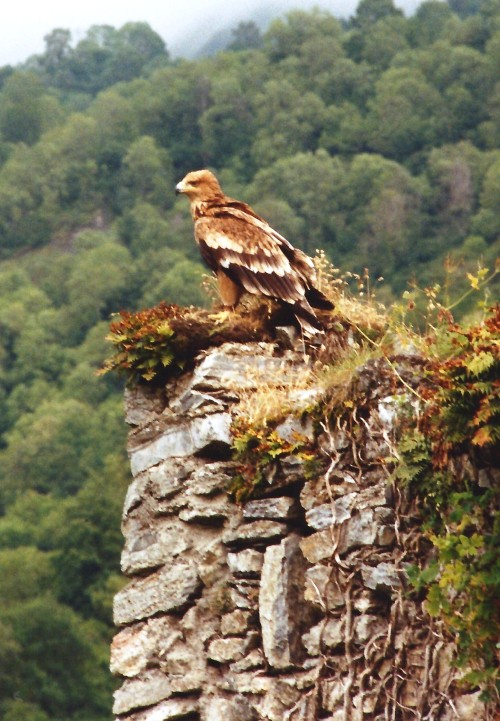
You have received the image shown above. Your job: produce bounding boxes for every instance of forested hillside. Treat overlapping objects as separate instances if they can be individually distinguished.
[0,1,498,719]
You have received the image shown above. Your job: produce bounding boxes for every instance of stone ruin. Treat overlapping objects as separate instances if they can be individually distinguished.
[110,340,488,721]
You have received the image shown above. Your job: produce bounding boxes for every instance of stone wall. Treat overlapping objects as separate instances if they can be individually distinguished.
[111,340,486,721]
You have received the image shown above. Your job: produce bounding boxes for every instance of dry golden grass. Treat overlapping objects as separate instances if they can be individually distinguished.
[313,251,388,336]
[314,343,381,412]
[230,363,317,429]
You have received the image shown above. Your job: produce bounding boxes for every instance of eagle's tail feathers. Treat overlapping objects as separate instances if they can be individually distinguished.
[305,286,335,311]
[286,300,324,336]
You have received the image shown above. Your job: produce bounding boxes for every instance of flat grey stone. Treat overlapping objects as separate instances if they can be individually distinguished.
[187,462,237,496]
[300,530,335,564]
[354,614,388,643]
[259,534,310,670]
[122,475,149,517]
[274,415,315,444]
[148,459,192,500]
[113,562,201,626]
[121,522,190,575]
[337,509,378,554]
[130,413,232,475]
[179,496,233,524]
[361,562,402,592]
[207,636,250,663]
[304,564,344,609]
[229,648,265,672]
[202,694,257,721]
[110,616,178,678]
[223,520,287,547]
[227,549,264,577]
[112,669,171,715]
[120,697,199,721]
[243,497,299,521]
[124,386,164,427]
[220,609,252,636]
[190,343,293,392]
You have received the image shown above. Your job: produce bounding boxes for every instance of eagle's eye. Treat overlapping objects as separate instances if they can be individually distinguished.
[190,180,200,187]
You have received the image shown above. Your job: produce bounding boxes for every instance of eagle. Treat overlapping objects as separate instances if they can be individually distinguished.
[175,169,333,334]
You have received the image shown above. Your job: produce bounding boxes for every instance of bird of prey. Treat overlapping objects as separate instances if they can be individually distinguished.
[175,169,333,334]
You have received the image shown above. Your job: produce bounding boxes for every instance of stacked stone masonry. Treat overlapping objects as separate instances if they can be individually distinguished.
[112,341,486,721]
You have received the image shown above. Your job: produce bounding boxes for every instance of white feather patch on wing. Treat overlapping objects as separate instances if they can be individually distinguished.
[219,255,288,277]
[205,234,292,277]
[204,232,246,252]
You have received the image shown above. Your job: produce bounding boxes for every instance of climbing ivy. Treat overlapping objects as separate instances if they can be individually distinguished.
[396,305,500,695]
[229,420,315,502]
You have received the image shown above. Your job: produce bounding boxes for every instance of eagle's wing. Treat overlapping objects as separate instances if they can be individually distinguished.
[195,207,310,304]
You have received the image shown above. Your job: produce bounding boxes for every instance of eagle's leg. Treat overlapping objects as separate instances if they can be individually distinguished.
[210,271,242,324]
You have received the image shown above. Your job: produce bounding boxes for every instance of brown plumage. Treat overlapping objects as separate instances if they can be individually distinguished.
[175,169,333,334]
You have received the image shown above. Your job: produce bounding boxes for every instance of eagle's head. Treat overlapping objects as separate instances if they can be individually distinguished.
[175,169,223,202]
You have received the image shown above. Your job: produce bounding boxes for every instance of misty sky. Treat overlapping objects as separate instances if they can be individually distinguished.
[1,0,421,67]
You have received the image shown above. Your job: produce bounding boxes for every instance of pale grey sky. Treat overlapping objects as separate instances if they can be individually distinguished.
[1,0,421,67]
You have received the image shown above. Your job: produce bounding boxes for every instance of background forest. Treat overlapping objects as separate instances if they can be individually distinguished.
[0,1,498,719]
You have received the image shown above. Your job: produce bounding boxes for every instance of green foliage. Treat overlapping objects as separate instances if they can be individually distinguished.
[0,71,63,145]
[32,22,169,97]
[0,596,113,720]
[101,303,178,382]
[395,305,500,693]
[101,301,276,384]
[229,420,313,502]
[424,304,500,456]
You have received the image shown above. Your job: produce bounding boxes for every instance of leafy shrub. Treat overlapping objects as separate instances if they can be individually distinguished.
[230,420,314,502]
[396,304,500,694]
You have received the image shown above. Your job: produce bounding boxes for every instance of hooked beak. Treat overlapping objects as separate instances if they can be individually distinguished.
[175,181,185,195]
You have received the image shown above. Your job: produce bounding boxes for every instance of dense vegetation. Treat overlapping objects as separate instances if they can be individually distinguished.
[0,1,499,719]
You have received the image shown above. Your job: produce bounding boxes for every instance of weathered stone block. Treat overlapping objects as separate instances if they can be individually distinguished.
[201,694,258,721]
[223,520,288,547]
[361,562,402,593]
[302,620,323,656]
[323,618,343,648]
[113,563,201,626]
[304,564,344,609]
[220,609,252,636]
[179,496,233,524]
[274,414,315,444]
[130,412,232,475]
[243,497,299,521]
[229,648,265,672]
[123,475,149,516]
[218,671,272,694]
[190,343,295,392]
[354,614,388,643]
[124,386,164,427]
[300,530,335,564]
[227,549,264,577]
[207,636,251,664]
[259,534,311,670]
[320,679,345,712]
[112,669,171,715]
[110,616,178,677]
[300,473,358,511]
[121,521,190,575]
[337,509,377,554]
[187,461,237,496]
[147,459,193,500]
[229,583,259,610]
[118,697,199,721]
